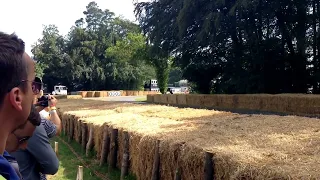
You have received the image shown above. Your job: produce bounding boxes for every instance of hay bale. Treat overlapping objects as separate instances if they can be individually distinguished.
[68,115,76,142]
[129,134,142,178]
[127,91,134,96]
[87,91,95,97]
[159,141,205,180]
[120,131,130,179]
[135,135,157,180]
[117,129,124,169]
[81,122,88,149]
[93,124,104,159]
[54,95,67,99]
[153,95,161,103]
[160,95,168,104]
[137,91,143,96]
[121,91,127,96]
[74,119,80,143]
[78,91,87,98]
[58,97,320,179]
[234,95,262,110]
[176,95,187,106]
[147,95,154,103]
[60,112,67,135]
[67,95,83,99]
[105,91,110,97]
[86,124,94,157]
[186,94,202,107]
[133,91,139,96]
[108,127,119,171]
[217,95,235,109]
[100,125,110,166]
[95,91,102,97]
[167,95,177,105]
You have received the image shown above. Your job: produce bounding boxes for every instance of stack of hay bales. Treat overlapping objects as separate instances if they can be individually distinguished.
[86,91,96,97]
[58,99,320,179]
[75,90,160,98]
[67,95,83,99]
[147,94,320,116]
[60,112,213,180]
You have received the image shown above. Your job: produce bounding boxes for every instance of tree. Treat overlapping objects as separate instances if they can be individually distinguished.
[134,0,319,94]
[32,1,154,91]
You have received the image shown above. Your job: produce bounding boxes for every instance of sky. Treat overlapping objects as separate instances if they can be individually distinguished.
[0,0,140,55]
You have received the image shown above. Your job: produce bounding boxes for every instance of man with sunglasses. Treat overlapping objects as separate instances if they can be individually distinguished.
[0,32,41,179]
[4,105,42,179]
[11,94,59,180]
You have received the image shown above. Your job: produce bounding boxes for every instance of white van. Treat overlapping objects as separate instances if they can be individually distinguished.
[52,85,68,95]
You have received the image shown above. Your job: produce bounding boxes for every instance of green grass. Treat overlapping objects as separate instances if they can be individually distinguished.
[135,96,147,102]
[49,134,136,180]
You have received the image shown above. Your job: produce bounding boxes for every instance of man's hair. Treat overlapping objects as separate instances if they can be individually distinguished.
[28,105,41,126]
[0,32,27,105]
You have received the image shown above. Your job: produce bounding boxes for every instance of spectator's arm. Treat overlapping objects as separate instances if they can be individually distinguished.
[49,110,61,135]
[26,127,59,175]
[41,119,57,138]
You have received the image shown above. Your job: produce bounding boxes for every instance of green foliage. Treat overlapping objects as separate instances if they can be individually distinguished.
[135,0,320,94]
[32,1,155,92]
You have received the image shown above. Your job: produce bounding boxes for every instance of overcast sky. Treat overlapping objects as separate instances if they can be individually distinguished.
[0,0,141,55]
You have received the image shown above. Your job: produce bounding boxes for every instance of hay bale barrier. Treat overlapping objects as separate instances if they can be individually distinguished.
[57,97,320,179]
[147,94,320,116]
[75,90,158,98]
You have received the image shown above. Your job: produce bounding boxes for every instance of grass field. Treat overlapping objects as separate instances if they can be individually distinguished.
[48,134,135,180]
[58,99,320,179]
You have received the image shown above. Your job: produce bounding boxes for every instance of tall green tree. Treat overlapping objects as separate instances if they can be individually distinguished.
[135,0,319,94]
[32,1,155,91]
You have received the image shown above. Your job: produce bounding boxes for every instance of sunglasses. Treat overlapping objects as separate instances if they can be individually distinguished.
[12,132,31,145]
[8,79,43,95]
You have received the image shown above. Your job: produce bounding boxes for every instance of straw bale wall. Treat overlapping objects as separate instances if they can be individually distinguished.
[59,109,214,180]
[147,94,320,116]
[75,90,159,98]
[54,95,82,100]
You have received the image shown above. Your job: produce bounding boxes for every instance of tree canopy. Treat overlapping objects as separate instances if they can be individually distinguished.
[134,0,320,94]
[33,1,156,92]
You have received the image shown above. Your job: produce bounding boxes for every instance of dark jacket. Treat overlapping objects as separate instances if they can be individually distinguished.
[11,124,59,180]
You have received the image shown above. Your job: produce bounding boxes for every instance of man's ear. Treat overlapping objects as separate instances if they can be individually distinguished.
[9,87,23,111]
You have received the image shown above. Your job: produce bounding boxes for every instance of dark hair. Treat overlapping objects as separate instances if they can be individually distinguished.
[0,32,27,105]
[28,105,41,126]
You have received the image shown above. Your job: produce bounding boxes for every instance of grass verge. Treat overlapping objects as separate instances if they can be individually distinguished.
[48,134,136,180]
[135,96,147,102]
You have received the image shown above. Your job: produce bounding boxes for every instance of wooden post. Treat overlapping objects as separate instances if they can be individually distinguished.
[151,140,160,180]
[76,165,83,180]
[99,125,110,166]
[120,131,130,180]
[81,122,88,150]
[86,124,94,157]
[204,152,214,180]
[108,128,118,172]
[54,141,58,155]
